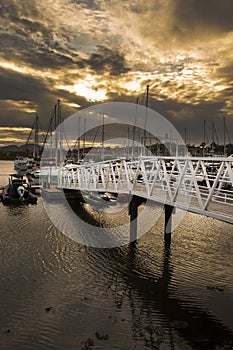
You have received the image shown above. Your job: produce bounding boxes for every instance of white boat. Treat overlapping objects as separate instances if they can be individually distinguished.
[14,114,42,174]
[14,157,29,172]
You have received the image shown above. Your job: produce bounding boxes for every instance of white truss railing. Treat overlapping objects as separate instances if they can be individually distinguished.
[57,156,233,223]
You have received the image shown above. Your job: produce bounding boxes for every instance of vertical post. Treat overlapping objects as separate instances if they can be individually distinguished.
[164,204,173,244]
[129,196,138,243]
[129,195,144,243]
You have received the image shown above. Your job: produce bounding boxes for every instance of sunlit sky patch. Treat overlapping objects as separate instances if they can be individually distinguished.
[0,0,232,145]
[65,102,82,109]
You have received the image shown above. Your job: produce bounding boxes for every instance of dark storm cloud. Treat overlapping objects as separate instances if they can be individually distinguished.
[0,32,78,69]
[0,68,46,102]
[173,0,233,33]
[147,97,232,145]
[0,1,89,71]
[71,0,100,10]
[0,1,40,20]
[215,62,233,82]
[0,67,58,128]
[86,45,130,76]
[0,7,86,71]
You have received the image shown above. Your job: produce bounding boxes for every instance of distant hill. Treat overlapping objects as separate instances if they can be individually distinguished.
[0,144,42,153]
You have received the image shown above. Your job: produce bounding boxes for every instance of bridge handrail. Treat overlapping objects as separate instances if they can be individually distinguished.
[56,156,233,223]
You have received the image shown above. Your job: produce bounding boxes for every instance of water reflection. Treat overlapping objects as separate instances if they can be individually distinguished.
[123,242,233,349]
[64,197,233,348]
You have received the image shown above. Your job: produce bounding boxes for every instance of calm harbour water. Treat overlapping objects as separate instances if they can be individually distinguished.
[0,160,233,350]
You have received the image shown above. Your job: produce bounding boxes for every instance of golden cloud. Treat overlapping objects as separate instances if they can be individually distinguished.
[0,0,233,127]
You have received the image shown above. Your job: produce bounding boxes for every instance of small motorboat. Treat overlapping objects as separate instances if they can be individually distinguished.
[1,174,37,204]
[99,192,118,202]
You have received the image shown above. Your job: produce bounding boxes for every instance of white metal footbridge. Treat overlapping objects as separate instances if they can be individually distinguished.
[55,156,233,224]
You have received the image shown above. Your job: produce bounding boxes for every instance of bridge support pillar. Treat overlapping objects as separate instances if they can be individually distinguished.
[128,195,144,243]
[164,204,174,244]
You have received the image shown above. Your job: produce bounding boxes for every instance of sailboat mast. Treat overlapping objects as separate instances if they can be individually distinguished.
[223,116,226,156]
[144,85,149,155]
[41,110,54,156]
[211,122,215,153]
[83,118,86,159]
[33,113,39,159]
[54,103,59,166]
[77,117,81,161]
[204,120,206,145]
[146,85,149,108]
[132,97,138,159]
[57,99,61,125]
[57,99,63,164]
[54,104,57,129]
[127,126,130,158]
[213,123,219,145]
[101,113,105,161]
[203,119,206,157]
[212,122,215,144]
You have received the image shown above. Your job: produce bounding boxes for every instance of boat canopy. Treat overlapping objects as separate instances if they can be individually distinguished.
[9,174,24,179]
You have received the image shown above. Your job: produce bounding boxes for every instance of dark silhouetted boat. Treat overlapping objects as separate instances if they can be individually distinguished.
[1,174,37,204]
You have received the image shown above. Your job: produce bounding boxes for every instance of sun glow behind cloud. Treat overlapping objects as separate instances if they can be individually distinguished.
[0,59,58,82]
[65,102,82,109]
[57,77,108,102]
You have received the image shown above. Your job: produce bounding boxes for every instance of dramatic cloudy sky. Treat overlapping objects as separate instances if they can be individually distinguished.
[0,0,232,146]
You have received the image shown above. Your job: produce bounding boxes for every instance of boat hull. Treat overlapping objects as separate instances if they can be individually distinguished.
[1,182,38,205]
